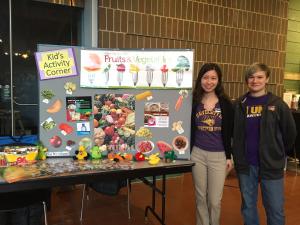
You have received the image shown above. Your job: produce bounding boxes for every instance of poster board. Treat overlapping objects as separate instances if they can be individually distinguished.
[37,45,193,159]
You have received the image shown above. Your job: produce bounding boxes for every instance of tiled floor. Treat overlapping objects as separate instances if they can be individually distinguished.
[47,166,300,225]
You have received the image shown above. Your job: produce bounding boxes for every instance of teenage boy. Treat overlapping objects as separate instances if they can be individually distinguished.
[232,63,297,225]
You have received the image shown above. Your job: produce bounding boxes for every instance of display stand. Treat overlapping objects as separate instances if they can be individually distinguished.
[37,45,194,160]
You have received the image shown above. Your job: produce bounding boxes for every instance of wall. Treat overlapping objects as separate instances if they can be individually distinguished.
[98,0,288,99]
[284,0,300,93]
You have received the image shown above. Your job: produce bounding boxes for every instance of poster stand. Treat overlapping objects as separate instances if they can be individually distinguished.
[37,45,193,160]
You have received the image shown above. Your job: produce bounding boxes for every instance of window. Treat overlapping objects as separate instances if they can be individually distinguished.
[0,0,83,135]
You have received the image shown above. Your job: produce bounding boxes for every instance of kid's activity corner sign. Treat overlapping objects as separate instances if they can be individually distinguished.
[35,48,78,80]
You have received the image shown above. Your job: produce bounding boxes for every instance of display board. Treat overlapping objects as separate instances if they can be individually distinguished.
[37,45,193,159]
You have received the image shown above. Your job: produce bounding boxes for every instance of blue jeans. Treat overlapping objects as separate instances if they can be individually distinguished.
[238,165,285,225]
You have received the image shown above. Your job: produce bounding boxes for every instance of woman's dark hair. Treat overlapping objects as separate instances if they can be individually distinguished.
[192,63,227,104]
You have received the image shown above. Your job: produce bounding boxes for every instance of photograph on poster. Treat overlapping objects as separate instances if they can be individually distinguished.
[76,122,91,136]
[144,102,169,127]
[80,49,193,89]
[93,94,135,150]
[66,96,92,122]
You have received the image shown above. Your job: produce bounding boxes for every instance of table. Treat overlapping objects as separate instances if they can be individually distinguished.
[0,158,194,225]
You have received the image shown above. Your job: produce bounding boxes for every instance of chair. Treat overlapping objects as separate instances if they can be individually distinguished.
[80,179,131,221]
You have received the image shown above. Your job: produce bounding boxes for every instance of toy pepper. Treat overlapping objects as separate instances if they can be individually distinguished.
[74,146,89,160]
[135,152,145,161]
[164,150,177,163]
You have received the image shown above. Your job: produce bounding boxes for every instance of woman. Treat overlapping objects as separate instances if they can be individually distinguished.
[232,63,296,225]
[191,63,233,225]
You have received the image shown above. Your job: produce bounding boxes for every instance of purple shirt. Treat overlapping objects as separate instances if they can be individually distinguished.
[245,94,269,165]
[194,103,224,152]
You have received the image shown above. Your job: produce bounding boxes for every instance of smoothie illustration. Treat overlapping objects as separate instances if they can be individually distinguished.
[172,56,190,87]
[103,64,111,84]
[83,53,101,84]
[116,64,125,86]
[145,65,154,87]
[130,64,140,86]
[160,64,169,87]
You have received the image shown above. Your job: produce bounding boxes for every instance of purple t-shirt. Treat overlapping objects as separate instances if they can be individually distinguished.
[194,103,224,152]
[245,94,269,165]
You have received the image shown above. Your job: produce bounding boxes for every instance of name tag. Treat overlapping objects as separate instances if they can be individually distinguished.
[214,108,221,113]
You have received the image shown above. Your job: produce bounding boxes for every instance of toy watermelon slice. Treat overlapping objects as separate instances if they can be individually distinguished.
[156,141,172,153]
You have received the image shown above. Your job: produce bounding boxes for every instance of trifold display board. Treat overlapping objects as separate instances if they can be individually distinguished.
[36,45,193,159]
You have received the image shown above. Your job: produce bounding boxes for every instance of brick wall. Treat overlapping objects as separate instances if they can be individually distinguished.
[98,0,289,99]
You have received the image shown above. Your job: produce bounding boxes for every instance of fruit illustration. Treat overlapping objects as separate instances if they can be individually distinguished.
[59,123,73,135]
[83,53,101,72]
[47,99,62,114]
[156,141,172,153]
[137,141,154,154]
[172,136,188,152]
[49,135,62,148]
